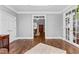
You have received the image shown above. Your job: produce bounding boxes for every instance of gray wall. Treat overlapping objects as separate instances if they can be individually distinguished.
[16,14,33,38]
[0,6,63,39]
[45,14,63,38]
[17,14,63,39]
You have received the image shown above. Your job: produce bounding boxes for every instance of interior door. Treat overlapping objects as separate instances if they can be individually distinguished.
[39,25,44,33]
[39,24,45,40]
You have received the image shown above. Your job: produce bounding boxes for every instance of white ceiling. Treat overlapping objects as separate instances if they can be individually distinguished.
[5,5,72,13]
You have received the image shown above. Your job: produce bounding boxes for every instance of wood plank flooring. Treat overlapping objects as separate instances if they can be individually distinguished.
[9,39,79,54]
[1,31,79,54]
[9,39,32,54]
[45,39,79,54]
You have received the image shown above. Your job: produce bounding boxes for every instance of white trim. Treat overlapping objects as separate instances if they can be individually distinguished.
[16,37,63,39]
[62,5,77,13]
[62,5,73,13]
[32,14,46,39]
[1,10,16,19]
[45,37,63,39]
[4,5,18,13]
[4,5,76,14]
[32,15,34,40]
[4,5,66,14]
[17,11,62,14]
[16,37,33,39]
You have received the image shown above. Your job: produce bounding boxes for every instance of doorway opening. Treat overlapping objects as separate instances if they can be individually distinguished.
[33,15,45,42]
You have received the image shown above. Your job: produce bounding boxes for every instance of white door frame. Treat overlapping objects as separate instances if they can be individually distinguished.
[32,14,46,39]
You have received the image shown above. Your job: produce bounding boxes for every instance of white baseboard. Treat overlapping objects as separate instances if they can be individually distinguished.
[16,37,63,40]
[45,37,63,39]
[16,37,33,39]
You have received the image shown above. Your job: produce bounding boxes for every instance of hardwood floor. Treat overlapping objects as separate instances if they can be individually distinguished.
[0,33,78,54]
[0,48,8,54]
[9,39,32,54]
[9,39,79,54]
[45,39,79,54]
[9,39,45,54]
[1,29,79,54]
[63,41,79,54]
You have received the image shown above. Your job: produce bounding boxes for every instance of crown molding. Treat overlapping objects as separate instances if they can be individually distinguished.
[4,5,18,13]
[4,5,75,14]
[17,11,62,14]
[62,5,77,13]
[4,5,63,14]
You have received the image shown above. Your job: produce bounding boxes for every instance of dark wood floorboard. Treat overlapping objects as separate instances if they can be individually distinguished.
[9,38,79,54]
[1,32,79,54]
